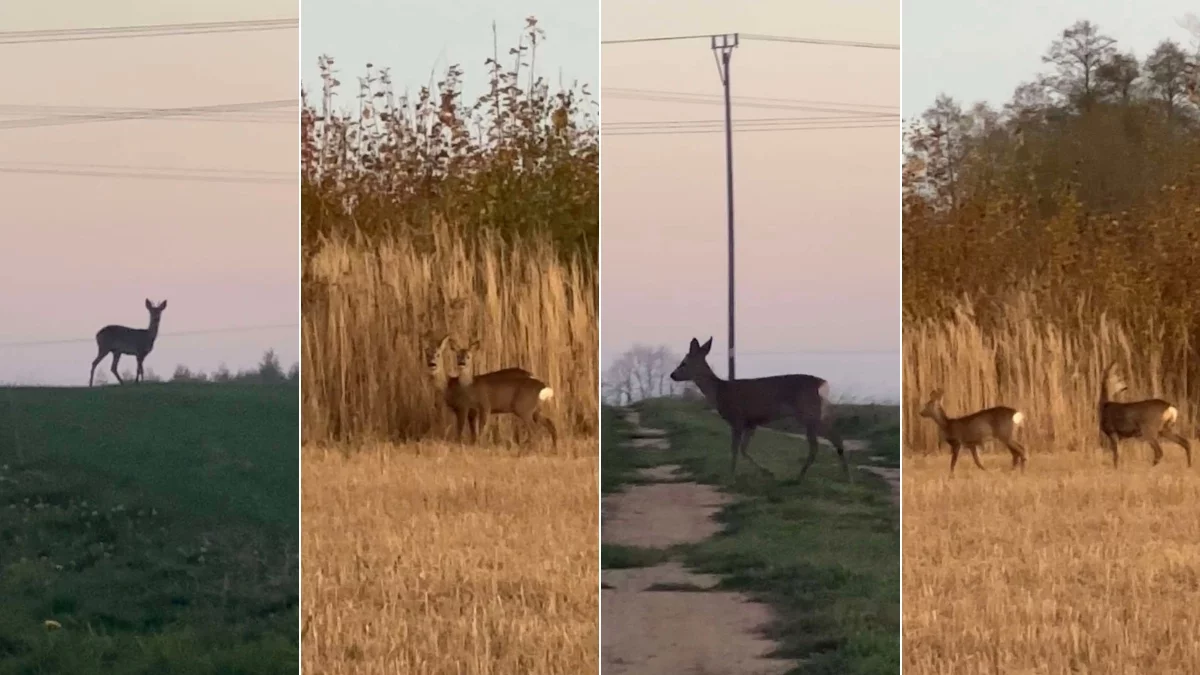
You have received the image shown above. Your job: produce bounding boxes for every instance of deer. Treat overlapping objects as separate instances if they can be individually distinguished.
[918,389,1028,474]
[668,336,850,479]
[1098,362,1191,469]
[89,299,167,387]
[421,332,533,437]
[446,339,557,448]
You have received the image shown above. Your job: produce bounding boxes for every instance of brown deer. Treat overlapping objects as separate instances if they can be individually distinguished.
[447,339,557,448]
[668,337,849,479]
[89,299,167,387]
[421,332,532,437]
[1099,363,1191,469]
[918,389,1028,474]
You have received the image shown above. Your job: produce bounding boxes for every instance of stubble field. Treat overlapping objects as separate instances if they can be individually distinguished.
[301,440,598,675]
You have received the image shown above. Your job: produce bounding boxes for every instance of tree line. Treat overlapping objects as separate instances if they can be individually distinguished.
[91,349,298,386]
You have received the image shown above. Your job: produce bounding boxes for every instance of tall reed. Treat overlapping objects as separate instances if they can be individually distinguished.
[903,291,1194,454]
[302,220,597,448]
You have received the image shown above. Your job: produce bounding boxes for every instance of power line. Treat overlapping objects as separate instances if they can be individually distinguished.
[0,160,290,177]
[0,103,293,125]
[0,323,299,349]
[0,99,294,131]
[602,32,899,51]
[603,121,895,137]
[605,115,897,129]
[0,164,293,185]
[0,18,298,45]
[738,349,899,357]
[606,87,898,111]
[604,88,897,116]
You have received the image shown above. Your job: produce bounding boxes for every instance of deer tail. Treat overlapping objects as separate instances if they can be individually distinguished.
[539,386,554,402]
[1012,411,1025,427]
[1164,406,1179,426]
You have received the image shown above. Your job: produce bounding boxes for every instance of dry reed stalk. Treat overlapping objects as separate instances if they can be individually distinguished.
[301,441,598,674]
[301,219,597,448]
[903,451,1200,674]
[903,291,1194,455]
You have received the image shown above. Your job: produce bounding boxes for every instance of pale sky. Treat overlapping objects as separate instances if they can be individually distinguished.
[903,1,1200,117]
[0,2,298,386]
[301,0,598,107]
[601,0,901,402]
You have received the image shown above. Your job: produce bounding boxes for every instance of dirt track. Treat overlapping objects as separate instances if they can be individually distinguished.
[601,409,795,675]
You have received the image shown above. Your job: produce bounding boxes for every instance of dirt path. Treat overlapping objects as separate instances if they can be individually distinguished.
[601,409,796,675]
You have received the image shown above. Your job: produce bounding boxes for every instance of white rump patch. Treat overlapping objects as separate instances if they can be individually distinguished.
[818,381,830,399]
[1012,411,1025,426]
[1164,406,1178,425]
[539,387,554,401]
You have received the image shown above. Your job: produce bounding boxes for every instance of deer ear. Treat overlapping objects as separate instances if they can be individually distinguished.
[930,389,944,401]
[436,334,451,350]
[145,299,153,310]
[689,338,700,351]
[159,300,167,310]
[700,337,713,354]
[469,340,481,351]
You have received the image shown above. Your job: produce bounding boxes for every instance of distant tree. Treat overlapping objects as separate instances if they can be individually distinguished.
[257,349,286,383]
[602,344,683,405]
[1097,52,1140,104]
[1042,20,1117,111]
[1145,40,1192,119]
[212,364,232,383]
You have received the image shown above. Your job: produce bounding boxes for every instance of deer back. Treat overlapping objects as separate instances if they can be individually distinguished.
[1101,398,1176,437]
[97,325,154,355]
[945,406,1023,444]
[725,373,827,423]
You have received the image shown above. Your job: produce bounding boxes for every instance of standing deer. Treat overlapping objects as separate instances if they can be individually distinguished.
[1098,363,1191,468]
[421,332,532,437]
[447,339,557,448]
[89,299,167,387]
[668,337,850,479]
[918,389,1028,474]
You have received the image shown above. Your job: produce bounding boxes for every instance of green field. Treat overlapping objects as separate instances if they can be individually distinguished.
[603,398,900,675]
[0,384,297,674]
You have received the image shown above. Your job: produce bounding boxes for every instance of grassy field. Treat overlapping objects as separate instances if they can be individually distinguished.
[0,384,297,674]
[301,440,598,674]
[603,398,900,675]
[903,451,1200,674]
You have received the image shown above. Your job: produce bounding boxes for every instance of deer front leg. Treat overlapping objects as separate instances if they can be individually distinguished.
[111,353,124,384]
[969,445,986,470]
[454,408,469,443]
[1105,433,1120,468]
[474,408,489,444]
[729,427,743,475]
[738,426,771,475]
[949,441,961,474]
[135,355,145,383]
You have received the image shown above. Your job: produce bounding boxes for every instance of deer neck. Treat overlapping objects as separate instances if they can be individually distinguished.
[928,404,952,433]
[146,315,162,344]
[689,361,726,408]
[457,365,475,387]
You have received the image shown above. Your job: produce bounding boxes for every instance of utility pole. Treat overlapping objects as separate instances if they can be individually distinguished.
[711,33,739,380]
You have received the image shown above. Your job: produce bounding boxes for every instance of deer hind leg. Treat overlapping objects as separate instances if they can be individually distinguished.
[473,409,489,445]
[798,425,822,480]
[1148,436,1166,466]
[1106,434,1120,468]
[1162,430,1192,467]
[454,408,470,443]
[1005,439,1029,472]
[729,427,743,474]
[110,353,124,384]
[135,355,145,383]
[969,445,986,470]
[820,419,853,481]
[89,350,108,387]
[533,411,558,449]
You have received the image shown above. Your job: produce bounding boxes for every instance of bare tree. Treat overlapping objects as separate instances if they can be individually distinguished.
[603,344,683,404]
[1042,20,1117,111]
[1145,40,1192,119]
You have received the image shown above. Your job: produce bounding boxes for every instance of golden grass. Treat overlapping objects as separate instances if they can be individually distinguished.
[903,450,1200,674]
[301,221,598,447]
[301,439,599,674]
[903,292,1197,454]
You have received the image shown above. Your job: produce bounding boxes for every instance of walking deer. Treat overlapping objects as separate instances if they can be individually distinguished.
[1098,363,1191,468]
[918,389,1028,474]
[447,339,557,448]
[668,337,850,479]
[89,299,167,387]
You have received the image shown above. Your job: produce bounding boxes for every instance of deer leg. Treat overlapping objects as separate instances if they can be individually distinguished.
[135,355,145,383]
[738,426,771,475]
[475,409,490,445]
[1148,437,1165,466]
[110,353,124,384]
[969,445,986,470]
[89,350,107,387]
[729,427,743,474]
[1106,434,1120,468]
[455,409,469,443]
[1005,439,1029,472]
[798,425,822,480]
[820,419,853,480]
[533,411,558,449]
[949,442,961,474]
[1163,430,1192,467]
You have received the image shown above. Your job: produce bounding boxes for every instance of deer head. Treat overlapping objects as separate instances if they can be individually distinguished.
[452,338,483,374]
[421,332,451,377]
[919,389,945,419]
[145,299,167,317]
[670,337,713,382]
[1102,362,1128,401]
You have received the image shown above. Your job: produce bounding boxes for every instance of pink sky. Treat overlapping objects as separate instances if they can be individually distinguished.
[601,0,900,401]
[0,3,297,385]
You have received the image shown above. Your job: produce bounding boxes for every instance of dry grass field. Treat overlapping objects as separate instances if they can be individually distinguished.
[301,440,598,675]
[903,450,1200,674]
